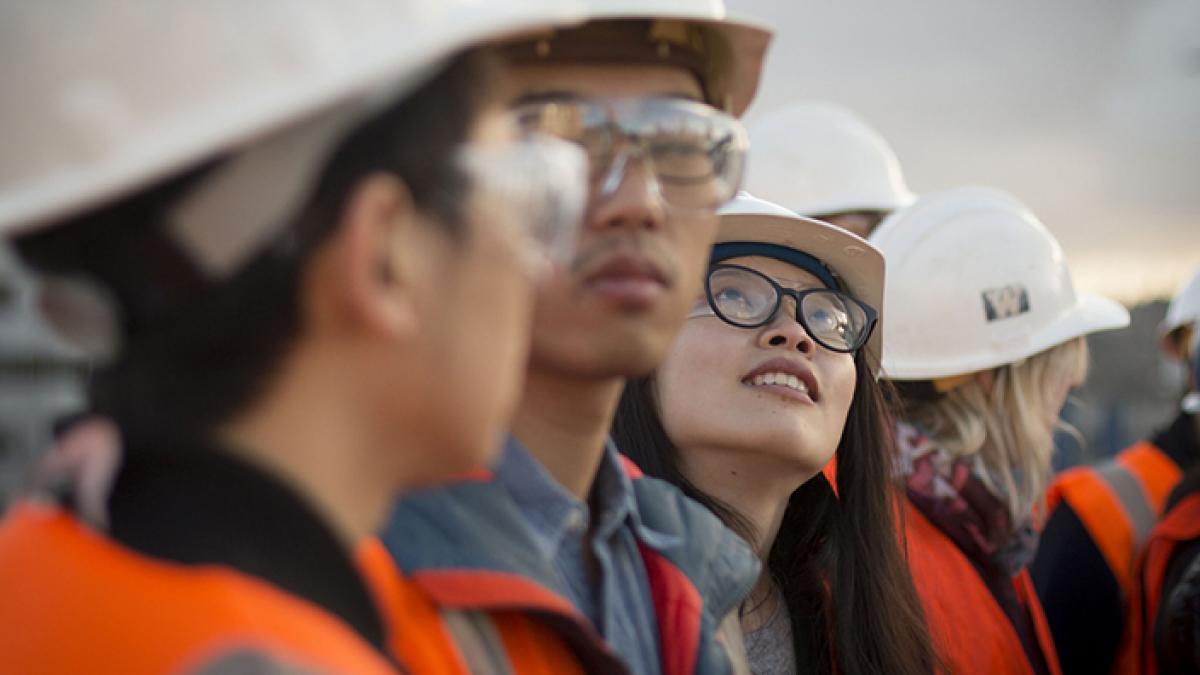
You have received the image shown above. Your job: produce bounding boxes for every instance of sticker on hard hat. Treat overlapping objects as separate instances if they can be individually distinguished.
[982,285,1030,321]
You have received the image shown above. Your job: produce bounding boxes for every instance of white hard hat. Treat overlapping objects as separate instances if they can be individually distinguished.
[746,102,914,217]
[0,0,586,266]
[1161,267,1200,336]
[541,0,772,117]
[715,192,886,367]
[869,187,1130,381]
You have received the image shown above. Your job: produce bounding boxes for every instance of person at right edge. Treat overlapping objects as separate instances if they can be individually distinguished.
[869,187,1130,675]
[1032,266,1200,674]
[380,2,772,674]
[1137,326,1200,675]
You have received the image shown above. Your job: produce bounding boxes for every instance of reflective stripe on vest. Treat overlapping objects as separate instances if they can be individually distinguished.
[1049,442,1183,598]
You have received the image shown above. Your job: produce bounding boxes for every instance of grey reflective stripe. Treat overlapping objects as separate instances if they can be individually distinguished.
[440,610,515,675]
[1094,461,1157,550]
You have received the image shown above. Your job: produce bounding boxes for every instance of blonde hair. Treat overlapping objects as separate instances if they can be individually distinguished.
[904,337,1088,523]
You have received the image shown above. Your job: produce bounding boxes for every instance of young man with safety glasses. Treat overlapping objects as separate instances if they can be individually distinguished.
[382,4,772,673]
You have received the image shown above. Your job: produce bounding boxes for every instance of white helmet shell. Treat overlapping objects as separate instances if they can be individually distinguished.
[746,102,914,217]
[1161,268,1200,336]
[869,187,1130,380]
[0,0,586,244]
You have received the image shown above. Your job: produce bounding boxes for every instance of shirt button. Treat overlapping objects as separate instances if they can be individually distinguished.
[565,509,586,532]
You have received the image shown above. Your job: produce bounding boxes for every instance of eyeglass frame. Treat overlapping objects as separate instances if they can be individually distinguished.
[509,95,749,211]
[700,263,878,353]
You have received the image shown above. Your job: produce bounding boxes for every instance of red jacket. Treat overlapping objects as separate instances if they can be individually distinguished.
[1135,492,1200,675]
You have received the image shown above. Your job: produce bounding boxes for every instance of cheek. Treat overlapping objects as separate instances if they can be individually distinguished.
[823,354,858,435]
[655,325,738,445]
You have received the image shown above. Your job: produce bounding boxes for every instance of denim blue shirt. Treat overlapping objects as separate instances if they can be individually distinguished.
[495,436,663,675]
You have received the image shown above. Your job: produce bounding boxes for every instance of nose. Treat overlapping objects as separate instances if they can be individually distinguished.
[757,297,816,355]
[586,150,666,233]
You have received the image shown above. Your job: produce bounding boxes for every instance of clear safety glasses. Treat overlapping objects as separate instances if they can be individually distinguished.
[694,264,878,353]
[455,134,588,271]
[511,97,749,211]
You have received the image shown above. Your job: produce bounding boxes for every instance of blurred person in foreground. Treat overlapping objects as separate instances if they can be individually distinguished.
[870,187,1129,675]
[381,2,776,673]
[1033,266,1200,673]
[0,0,593,672]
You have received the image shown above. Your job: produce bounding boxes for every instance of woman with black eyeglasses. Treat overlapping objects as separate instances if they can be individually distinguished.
[613,192,937,675]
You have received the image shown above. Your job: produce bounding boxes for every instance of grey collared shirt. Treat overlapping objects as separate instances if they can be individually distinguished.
[495,437,662,674]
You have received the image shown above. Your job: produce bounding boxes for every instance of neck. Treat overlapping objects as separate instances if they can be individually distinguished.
[219,349,399,549]
[511,366,625,500]
[680,446,814,558]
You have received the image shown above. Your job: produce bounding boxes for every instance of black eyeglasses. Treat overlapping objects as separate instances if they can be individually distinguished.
[695,264,878,353]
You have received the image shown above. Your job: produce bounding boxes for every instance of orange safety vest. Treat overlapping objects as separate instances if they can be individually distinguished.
[1134,492,1200,675]
[1044,441,1183,672]
[357,538,588,675]
[0,502,400,674]
[904,499,1063,675]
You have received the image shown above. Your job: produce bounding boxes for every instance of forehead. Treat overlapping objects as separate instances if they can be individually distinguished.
[506,63,704,102]
[721,255,829,290]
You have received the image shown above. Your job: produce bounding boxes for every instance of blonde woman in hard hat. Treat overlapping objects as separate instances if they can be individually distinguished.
[745,102,914,238]
[0,1,596,672]
[612,193,939,675]
[1032,266,1200,674]
[869,187,1130,675]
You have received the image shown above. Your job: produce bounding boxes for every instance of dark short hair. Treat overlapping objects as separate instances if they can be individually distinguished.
[16,48,499,450]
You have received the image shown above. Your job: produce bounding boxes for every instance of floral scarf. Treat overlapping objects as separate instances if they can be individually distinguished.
[895,419,1037,576]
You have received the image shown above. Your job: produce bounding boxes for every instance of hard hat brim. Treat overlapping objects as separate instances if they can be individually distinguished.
[881,292,1129,381]
[579,12,771,117]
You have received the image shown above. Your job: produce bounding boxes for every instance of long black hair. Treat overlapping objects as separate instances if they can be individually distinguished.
[614,347,939,675]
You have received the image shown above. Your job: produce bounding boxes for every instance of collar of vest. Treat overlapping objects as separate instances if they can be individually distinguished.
[383,462,760,674]
[105,446,387,653]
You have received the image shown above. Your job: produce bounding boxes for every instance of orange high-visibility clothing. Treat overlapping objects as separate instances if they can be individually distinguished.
[905,499,1062,675]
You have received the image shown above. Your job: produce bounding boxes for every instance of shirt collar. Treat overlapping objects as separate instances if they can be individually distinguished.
[494,436,638,555]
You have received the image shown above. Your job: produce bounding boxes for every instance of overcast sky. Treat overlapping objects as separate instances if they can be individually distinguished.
[730,0,1200,304]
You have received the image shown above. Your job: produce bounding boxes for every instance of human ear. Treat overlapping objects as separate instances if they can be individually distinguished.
[326,172,422,340]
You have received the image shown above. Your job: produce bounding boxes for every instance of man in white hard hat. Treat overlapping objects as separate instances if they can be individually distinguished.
[746,102,913,238]
[0,1,596,671]
[383,3,772,673]
[1032,266,1200,675]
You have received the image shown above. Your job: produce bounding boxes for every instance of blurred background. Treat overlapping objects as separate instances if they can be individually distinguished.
[731,0,1200,467]
[0,0,1197,505]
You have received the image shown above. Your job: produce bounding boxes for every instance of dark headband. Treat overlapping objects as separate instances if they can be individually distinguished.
[710,241,841,291]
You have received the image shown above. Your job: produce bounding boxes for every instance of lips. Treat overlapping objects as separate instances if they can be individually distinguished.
[581,254,670,307]
[742,357,820,404]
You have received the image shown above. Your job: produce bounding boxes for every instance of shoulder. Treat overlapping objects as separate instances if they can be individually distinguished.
[0,502,396,674]
[623,460,760,614]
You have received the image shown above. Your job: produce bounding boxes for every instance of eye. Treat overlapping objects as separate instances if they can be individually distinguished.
[712,284,757,317]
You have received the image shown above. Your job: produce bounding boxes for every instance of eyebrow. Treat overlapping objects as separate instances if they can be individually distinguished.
[511,90,704,106]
